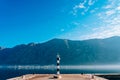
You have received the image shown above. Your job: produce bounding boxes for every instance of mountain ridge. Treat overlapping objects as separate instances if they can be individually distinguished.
[0,36,120,65]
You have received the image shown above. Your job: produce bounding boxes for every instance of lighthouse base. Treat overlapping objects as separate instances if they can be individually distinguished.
[53,75,62,79]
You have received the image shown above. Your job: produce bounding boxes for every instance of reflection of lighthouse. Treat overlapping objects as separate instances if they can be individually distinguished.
[57,54,60,75]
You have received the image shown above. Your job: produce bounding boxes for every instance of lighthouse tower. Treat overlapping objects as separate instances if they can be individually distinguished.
[57,54,60,75]
[53,54,62,79]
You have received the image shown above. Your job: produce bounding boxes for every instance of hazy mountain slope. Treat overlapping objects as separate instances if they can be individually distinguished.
[0,36,120,65]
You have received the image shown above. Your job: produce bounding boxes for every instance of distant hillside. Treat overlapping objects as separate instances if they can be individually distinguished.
[0,36,120,65]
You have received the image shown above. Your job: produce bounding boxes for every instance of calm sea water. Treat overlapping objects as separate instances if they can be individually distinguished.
[0,65,120,80]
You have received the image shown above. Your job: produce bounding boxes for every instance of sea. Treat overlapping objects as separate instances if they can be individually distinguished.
[0,65,120,80]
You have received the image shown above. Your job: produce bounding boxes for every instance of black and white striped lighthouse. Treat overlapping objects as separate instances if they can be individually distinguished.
[57,54,60,75]
[53,54,61,79]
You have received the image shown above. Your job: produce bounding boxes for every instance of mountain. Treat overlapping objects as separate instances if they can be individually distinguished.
[0,36,120,65]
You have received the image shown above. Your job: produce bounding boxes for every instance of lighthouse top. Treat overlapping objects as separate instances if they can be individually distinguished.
[57,54,60,60]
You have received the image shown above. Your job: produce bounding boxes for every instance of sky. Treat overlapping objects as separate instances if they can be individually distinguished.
[0,0,120,47]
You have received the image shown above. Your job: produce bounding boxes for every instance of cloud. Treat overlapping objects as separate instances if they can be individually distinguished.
[116,6,120,10]
[90,8,98,13]
[103,5,112,9]
[72,0,86,15]
[102,0,119,16]
[73,0,87,9]
[88,0,96,6]
[90,10,95,13]
[80,0,120,40]
[80,25,120,40]
[64,0,120,40]
[105,10,116,16]
[72,0,97,15]
[103,0,115,9]
[74,3,85,9]
[99,0,120,23]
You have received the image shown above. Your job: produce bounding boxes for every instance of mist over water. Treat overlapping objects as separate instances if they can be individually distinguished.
[0,65,120,79]
[1,65,120,71]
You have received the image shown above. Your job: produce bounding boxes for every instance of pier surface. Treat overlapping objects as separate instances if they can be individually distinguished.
[8,74,108,80]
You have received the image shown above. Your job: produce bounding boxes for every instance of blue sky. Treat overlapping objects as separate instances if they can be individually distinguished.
[0,0,120,47]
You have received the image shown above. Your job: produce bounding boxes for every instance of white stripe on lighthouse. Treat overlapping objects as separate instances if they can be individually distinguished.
[57,66,60,69]
[57,60,60,63]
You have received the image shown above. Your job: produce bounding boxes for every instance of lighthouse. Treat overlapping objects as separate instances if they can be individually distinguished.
[53,54,62,79]
[57,54,60,75]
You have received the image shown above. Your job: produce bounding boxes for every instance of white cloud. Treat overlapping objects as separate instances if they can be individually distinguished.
[65,0,120,40]
[116,6,120,10]
[76,4,85,8]
[72,0,97,15]
[80,25,120,40]
[103,5,112,9]
[72,0,86,15]
[77,0,120,40]
[103,0,115,9]
[80,0,120,40]
[105,10,116,16]
[88,0,95,6]
[90,10,95,13]
[90,8,98,13]
[73,0,87,9]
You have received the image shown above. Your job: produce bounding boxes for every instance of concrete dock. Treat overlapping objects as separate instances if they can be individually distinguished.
[8,74,108,80]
